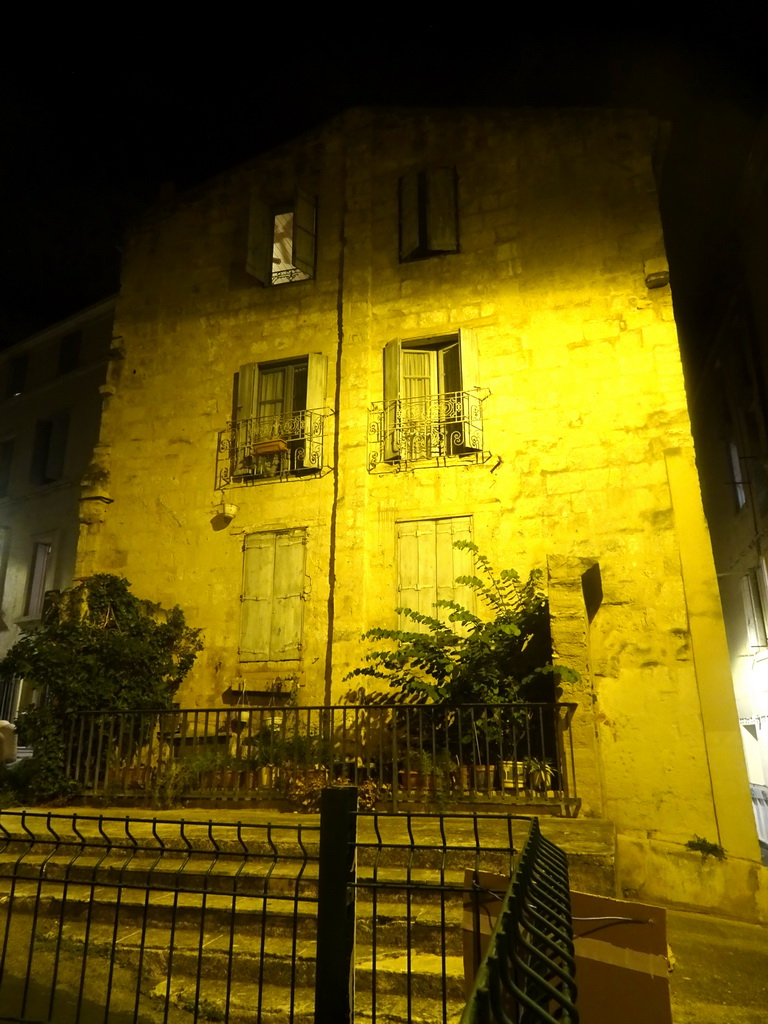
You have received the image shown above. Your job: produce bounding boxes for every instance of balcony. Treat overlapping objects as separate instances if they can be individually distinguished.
[368,390,487,470]
[216,409,325,487]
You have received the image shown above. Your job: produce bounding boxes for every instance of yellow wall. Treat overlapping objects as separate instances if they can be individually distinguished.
[77,108,758,864]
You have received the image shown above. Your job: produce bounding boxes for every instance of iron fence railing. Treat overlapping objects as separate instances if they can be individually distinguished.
[62,702,579,811]
[216,408,325,487]
[368,390,487,469]
[0,803,577,1024]
[461,817,578,1022]
[0,810,320,1024]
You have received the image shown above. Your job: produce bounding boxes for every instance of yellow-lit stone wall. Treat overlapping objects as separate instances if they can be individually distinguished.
[78,108,757,864]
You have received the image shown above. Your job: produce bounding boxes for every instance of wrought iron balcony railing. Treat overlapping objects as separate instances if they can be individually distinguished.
[216,408,325,487]
[368,390,487,470]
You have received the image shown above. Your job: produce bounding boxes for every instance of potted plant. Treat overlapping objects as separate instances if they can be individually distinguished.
[526,756,555,793]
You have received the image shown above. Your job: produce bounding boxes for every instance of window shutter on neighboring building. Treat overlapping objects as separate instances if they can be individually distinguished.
[246,193,271,284]
[240,530,306,661]
[426,167,458,253]
[292,191,316,278]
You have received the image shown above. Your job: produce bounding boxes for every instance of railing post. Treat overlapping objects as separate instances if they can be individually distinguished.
[314,786,358,1024]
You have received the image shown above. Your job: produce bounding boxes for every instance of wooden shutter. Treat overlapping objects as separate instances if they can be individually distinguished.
[235,363,259,474]
[383,340,401,462]
[458,328,482,452]
[246,192,272,284]
[305,354,327,411]
[271,531,306,659]
[240,533,276,660]
[292,191,316,278]
[397,520,437,629]
[240,530,306,661]
[426,167,458,253]
[46,412,69,481]
[398,517,474,631]
[399,170,420,261]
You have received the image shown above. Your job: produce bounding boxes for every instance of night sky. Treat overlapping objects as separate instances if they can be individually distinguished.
[1,30,766,349]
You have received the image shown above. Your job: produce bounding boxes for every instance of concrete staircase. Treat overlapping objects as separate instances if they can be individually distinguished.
[0,810,616,1023]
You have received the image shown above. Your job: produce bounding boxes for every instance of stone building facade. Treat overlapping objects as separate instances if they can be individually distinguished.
[0,298,116,716]
[75,108,763,914]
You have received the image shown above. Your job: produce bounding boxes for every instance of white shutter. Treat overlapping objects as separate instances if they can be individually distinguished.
[235,363,259,474]
[246,192,272,284]
[305,354,327,411]
[398,518,473,632]
[240,533,276,660]
[399,170,420,261]
[458,328,482,452]
[292,191,316,278]
[426,167,458,253]
[271,531,306,659]
[397,520,436,629]
[383,340,401,462]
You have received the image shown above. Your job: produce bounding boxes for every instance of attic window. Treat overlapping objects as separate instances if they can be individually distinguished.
[247,192,316,286]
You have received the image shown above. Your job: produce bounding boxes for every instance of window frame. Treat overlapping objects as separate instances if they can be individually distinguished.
[234,354,327,479]
[382,330,481,463]
[399,167,459,262]
[247,190,317,286]
[23,538,54,620]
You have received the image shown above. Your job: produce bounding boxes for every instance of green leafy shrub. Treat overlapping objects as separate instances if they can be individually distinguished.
[0,574,202,802]
[345,541,576,705]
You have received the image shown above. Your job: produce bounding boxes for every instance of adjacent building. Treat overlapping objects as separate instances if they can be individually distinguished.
[0,297,116,717]
[73,108,762,914]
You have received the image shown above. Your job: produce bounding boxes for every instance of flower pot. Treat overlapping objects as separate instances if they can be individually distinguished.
[499,760,527,792]
[474,765,495,791]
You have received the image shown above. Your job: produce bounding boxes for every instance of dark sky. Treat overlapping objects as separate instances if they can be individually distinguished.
[1,29,766,348]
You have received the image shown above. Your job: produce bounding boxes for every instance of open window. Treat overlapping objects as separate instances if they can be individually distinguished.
[382,329,481,463]
[233,354,327,479]
[399,167,458,262]
[246,191,316,285]
[742,560,768,648]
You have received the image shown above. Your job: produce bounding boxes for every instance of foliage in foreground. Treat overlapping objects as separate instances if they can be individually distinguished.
[345,541,577,704]
[1,574,203,802]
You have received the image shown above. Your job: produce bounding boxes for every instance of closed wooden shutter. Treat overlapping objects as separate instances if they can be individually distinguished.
[292,191,316,278]
[426,167,458,253]
[246,192,272,284]
[383,340,401,462]
[397,517,473,630]
[240,531,306,661]
[399,170,420,261]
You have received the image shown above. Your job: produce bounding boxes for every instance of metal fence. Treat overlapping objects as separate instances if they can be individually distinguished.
[62,702,579,813]
[0,810,321,1024]
[0,803,577,1024]
[461,818,579,1023]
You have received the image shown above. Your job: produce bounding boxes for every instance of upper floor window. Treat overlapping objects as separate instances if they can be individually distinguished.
[58,330,81,375]
[217,354,327,486]
[399,167,458,262]
[24,539,53,619]
[5,354,28,398]
[368,329,485,469]
[247,191,316,285]
[30,411,69,485]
